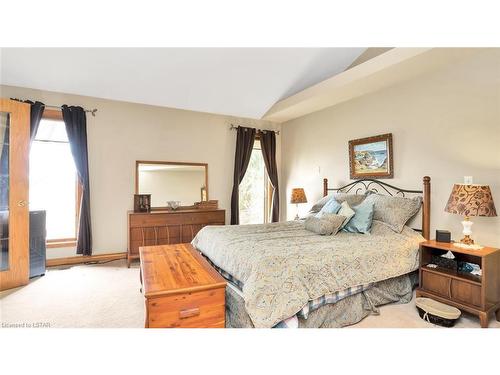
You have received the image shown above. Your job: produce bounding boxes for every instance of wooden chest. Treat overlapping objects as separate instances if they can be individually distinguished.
[127,208,225,267]
[140,243,226,328]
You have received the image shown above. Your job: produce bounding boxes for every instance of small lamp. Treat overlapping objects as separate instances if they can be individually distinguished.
[444,183,497,246]
[290,188,307,220]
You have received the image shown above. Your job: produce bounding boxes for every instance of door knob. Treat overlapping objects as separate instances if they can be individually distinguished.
[17,200,27,207]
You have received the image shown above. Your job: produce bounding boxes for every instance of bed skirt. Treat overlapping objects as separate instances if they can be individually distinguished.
[225,272,418,328]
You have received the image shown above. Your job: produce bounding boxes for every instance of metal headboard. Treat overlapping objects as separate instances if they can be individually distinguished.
[323,177,431,239]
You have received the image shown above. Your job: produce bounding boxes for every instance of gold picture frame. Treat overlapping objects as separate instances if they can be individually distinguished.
[348,133,393,179]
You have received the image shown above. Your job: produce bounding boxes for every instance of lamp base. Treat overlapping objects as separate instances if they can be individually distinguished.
[460,216,474,245]
[459,235,474,245]
[294,203,300,220]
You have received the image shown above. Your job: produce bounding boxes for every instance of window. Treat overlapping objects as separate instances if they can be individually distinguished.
[29,110,81,247]
[239,139,272,224]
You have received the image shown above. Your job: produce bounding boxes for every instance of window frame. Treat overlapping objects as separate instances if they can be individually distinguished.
[34,109,82,249]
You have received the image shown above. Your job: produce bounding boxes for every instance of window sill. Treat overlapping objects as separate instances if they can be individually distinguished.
[47,240,77,249]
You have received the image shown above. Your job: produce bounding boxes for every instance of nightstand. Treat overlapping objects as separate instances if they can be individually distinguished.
[416,240,500,328]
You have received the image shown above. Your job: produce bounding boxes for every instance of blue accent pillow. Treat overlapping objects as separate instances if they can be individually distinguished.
[343,199,375,234]
[316,198,341,217]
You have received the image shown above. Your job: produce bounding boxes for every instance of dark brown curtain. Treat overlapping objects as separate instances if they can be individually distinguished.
[259,130,279,222]
[26,101,45,144]
[230,126,256,224]
[61,105,92,255]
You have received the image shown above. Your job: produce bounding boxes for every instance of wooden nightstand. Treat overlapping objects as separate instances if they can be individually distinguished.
[416,240,500,328]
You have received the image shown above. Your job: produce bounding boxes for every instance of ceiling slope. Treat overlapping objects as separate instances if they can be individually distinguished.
[262,48,479,123]
[0,48,365,119]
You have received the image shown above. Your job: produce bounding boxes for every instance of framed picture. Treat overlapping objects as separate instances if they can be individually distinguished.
[348,133,393,179]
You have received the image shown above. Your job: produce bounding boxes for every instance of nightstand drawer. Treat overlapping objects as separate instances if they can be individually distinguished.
[147,287,225,328]
[421,270,451,298]
[421,268,482,307]
[451,279,482,307]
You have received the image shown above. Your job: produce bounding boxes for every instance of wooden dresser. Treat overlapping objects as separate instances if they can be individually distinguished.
[127,208,225,267]
[140,244,226,328]
[416,240,500,328]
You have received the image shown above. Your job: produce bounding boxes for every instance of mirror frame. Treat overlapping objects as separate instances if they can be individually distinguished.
[135,160,209,210]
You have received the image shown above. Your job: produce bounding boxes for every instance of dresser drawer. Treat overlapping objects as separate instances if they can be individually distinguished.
[187,211,225,225]
[130,213,184,227]
[147,287,225,328]
[129,210,225,228]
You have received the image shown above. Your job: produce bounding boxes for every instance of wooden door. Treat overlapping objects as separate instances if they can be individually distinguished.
[0,99,30,291]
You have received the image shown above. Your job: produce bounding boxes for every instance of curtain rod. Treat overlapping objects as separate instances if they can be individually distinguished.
[229,124,280,135]
[44,104,98,117]
[11,98,98,117]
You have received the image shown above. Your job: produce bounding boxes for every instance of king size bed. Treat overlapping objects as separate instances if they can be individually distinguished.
[192,177,431,328]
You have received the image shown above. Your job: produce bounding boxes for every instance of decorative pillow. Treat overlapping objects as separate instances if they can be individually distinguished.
[316,198,341,216]
[305,214,346,235]
[309,192,369,213]
[309,195,335,213]
[335,192,369,207]
[337,201,356,230]
[364,193,422,233]
[343,199,375,234]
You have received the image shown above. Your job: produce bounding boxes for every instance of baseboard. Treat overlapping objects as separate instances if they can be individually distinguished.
[46,252,127,267]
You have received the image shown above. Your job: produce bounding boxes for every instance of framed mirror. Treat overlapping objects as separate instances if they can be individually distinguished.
[135,161,208,209]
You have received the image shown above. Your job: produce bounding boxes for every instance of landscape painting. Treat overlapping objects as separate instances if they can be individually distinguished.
[349,133,393,179]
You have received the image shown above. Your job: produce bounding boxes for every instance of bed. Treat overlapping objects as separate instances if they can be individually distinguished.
[192,177,431,328]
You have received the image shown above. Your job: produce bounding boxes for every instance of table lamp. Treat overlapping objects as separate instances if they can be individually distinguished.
[290,188,307,220]
[444,183,497,246]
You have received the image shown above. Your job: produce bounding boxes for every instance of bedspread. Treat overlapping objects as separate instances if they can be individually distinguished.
[192,220,422,328]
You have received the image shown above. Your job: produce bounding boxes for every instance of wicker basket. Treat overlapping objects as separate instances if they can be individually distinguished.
[416,297,461,327]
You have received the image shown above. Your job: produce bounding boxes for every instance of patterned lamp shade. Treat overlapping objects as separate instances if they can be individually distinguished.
[445,184,497,217]
[290,188,307,204]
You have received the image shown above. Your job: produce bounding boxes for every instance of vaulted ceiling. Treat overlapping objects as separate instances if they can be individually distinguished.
[0,48,365,119]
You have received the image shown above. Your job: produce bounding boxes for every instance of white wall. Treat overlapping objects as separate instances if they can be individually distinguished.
[281,49,500,247]
[139,169,205,207]
[0,85,281,258]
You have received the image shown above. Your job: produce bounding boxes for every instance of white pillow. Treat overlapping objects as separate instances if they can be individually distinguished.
[337,201,355,229]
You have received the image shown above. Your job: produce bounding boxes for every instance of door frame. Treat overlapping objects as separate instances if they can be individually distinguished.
[0,99,30,291]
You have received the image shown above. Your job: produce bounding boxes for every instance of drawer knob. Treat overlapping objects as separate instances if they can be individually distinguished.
[179,307,200,319]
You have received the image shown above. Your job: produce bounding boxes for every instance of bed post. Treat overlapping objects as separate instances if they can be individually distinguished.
[323,178,328,197]
[422,176,431,240]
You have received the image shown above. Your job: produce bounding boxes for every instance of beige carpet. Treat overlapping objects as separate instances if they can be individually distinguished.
[1,260,498,328]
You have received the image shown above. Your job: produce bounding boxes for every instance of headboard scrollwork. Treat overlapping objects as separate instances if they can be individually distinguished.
[323,177,431,239]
